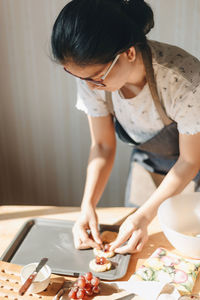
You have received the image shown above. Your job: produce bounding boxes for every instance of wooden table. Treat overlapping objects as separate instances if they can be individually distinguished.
[0,205,199,299]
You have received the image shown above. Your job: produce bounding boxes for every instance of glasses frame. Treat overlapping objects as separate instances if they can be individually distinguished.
[64,54,120,87]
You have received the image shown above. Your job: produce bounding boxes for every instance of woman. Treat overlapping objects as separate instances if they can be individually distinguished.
[51,0,200,254]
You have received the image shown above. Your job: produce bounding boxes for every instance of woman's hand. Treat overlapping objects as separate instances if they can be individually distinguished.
[109,212,149,254]
[72,205,102,250]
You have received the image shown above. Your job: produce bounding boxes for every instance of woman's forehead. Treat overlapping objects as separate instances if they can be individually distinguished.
[63,61,107,78]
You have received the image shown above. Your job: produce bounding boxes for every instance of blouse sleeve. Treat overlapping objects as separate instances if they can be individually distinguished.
[76,79,110,117]
[170,81,200,135]
[156,64,200,135]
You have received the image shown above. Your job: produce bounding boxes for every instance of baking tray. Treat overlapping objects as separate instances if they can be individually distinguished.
[0,218,131,280]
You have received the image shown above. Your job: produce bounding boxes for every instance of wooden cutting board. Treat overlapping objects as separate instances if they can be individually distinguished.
[0,260,65,300]
[0,261,142,300]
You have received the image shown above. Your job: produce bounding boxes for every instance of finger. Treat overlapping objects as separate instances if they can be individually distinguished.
[75,236,100,250]
[90,223,102,245]
[135,241,144,253]
[73,224,83,249]
[114,231,140,254]
[79,238,100,249]
[79,227,90,242]
[114,245,132,254]
[136,235,148,252]
[79,228,101,249]
[74,237,82,249]
[87,238,102,249]
[109,231,131,251]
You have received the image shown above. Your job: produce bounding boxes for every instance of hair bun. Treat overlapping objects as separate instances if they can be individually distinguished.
[121,0,154,35]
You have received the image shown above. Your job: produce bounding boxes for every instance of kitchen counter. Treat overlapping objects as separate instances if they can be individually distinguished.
[0,205,199,299]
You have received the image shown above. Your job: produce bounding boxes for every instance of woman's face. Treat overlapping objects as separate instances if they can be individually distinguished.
[63,47,138,92]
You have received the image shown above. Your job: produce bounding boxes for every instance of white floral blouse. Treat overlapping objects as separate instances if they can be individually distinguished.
[76,40,200,143]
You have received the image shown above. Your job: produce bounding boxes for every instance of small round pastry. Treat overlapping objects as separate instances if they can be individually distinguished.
[100,231,118,244]
[93,244,115,258]
[89,256,112,272]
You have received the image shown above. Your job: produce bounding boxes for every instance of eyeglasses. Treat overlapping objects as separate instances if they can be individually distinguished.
[64,54,120,87]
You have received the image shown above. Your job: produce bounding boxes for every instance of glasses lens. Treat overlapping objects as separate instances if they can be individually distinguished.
[64,67,105,86]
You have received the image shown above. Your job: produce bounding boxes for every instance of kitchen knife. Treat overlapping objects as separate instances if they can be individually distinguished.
[19,257,48,296]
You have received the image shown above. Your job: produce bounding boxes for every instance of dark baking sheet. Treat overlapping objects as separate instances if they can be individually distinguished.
[0,218,130,280]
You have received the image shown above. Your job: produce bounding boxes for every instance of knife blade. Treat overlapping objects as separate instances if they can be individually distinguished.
[19,257,48,296]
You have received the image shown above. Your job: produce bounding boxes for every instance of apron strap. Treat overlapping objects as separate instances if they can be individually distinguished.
[140,44,172,126]
[105,42,173,126]
[105,90,115,115]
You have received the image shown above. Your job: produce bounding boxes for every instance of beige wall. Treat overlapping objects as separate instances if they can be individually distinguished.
[148,0,200,59]
[0,0,199,206]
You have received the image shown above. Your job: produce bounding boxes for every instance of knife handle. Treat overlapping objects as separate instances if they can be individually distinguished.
[19,272,37,296]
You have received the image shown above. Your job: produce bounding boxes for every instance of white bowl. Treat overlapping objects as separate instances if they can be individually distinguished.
[20,262,51,294]
[158,193,200,258]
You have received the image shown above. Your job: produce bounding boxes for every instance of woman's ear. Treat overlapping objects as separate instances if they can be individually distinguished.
[125,46,136,62]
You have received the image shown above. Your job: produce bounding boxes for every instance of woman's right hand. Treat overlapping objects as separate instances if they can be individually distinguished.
[72,205,102,250]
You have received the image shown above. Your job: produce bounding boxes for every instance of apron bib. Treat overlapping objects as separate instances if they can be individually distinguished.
[105,43,200,189]
[105,43,179,160]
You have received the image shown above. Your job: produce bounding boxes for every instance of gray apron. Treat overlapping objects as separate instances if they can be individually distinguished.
[105,43,200,191]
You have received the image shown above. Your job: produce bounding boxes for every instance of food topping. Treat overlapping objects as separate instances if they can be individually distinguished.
[68,272,100,300]
[95,256,107,265]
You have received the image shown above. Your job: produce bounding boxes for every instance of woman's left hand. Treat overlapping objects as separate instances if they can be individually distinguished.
[109,212,149,254]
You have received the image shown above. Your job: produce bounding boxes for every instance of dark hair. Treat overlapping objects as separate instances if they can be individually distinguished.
[51,0,154,66]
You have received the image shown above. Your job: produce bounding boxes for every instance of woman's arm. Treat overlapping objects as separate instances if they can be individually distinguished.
[110,132,200,254]
[140,131,200,220]
[73,114,116,249]
[81,114,116,210]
